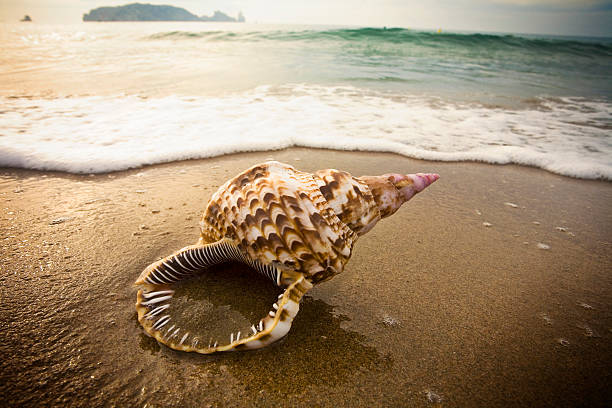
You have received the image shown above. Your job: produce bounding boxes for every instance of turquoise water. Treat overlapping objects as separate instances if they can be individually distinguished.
[1,23,611,178]
[145,27,612,103]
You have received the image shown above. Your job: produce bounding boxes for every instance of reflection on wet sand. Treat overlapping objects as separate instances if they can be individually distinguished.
[219,296,391,394]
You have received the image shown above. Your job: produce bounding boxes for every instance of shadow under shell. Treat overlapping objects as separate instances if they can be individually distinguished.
[148,262,281,347]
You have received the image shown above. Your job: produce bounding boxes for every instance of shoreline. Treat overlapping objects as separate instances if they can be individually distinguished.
[2,145,611,182]
[1,147,611,407]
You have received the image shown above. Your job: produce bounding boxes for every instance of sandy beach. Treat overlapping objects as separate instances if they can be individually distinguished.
[1,148,610,407]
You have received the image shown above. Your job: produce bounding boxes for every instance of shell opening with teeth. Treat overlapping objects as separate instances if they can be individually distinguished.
[135,161,438,354]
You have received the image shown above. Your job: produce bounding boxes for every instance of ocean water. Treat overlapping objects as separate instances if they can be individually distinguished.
[1,23,611,179]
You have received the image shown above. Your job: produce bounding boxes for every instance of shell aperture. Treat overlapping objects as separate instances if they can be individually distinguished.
[135,161,438,353]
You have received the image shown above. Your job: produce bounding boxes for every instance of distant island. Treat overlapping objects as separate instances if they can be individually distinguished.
[82,3,245,22]
[20,15,32,22]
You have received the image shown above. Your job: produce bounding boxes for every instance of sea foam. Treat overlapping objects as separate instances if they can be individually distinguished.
[1,85,610,179]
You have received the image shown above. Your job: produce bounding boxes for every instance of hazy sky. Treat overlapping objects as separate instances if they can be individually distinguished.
[1,0,611,36]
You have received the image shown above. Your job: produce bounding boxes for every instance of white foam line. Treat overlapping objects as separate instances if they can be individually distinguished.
[1,86,610,180]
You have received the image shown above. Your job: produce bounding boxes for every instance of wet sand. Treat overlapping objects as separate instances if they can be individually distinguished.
[1,148,611,407]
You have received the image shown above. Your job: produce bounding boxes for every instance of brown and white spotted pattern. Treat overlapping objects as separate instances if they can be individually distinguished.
[315,169,381,236]
[200,162,358,284]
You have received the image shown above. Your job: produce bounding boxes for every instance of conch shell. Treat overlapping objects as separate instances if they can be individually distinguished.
[135,161,438,353]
